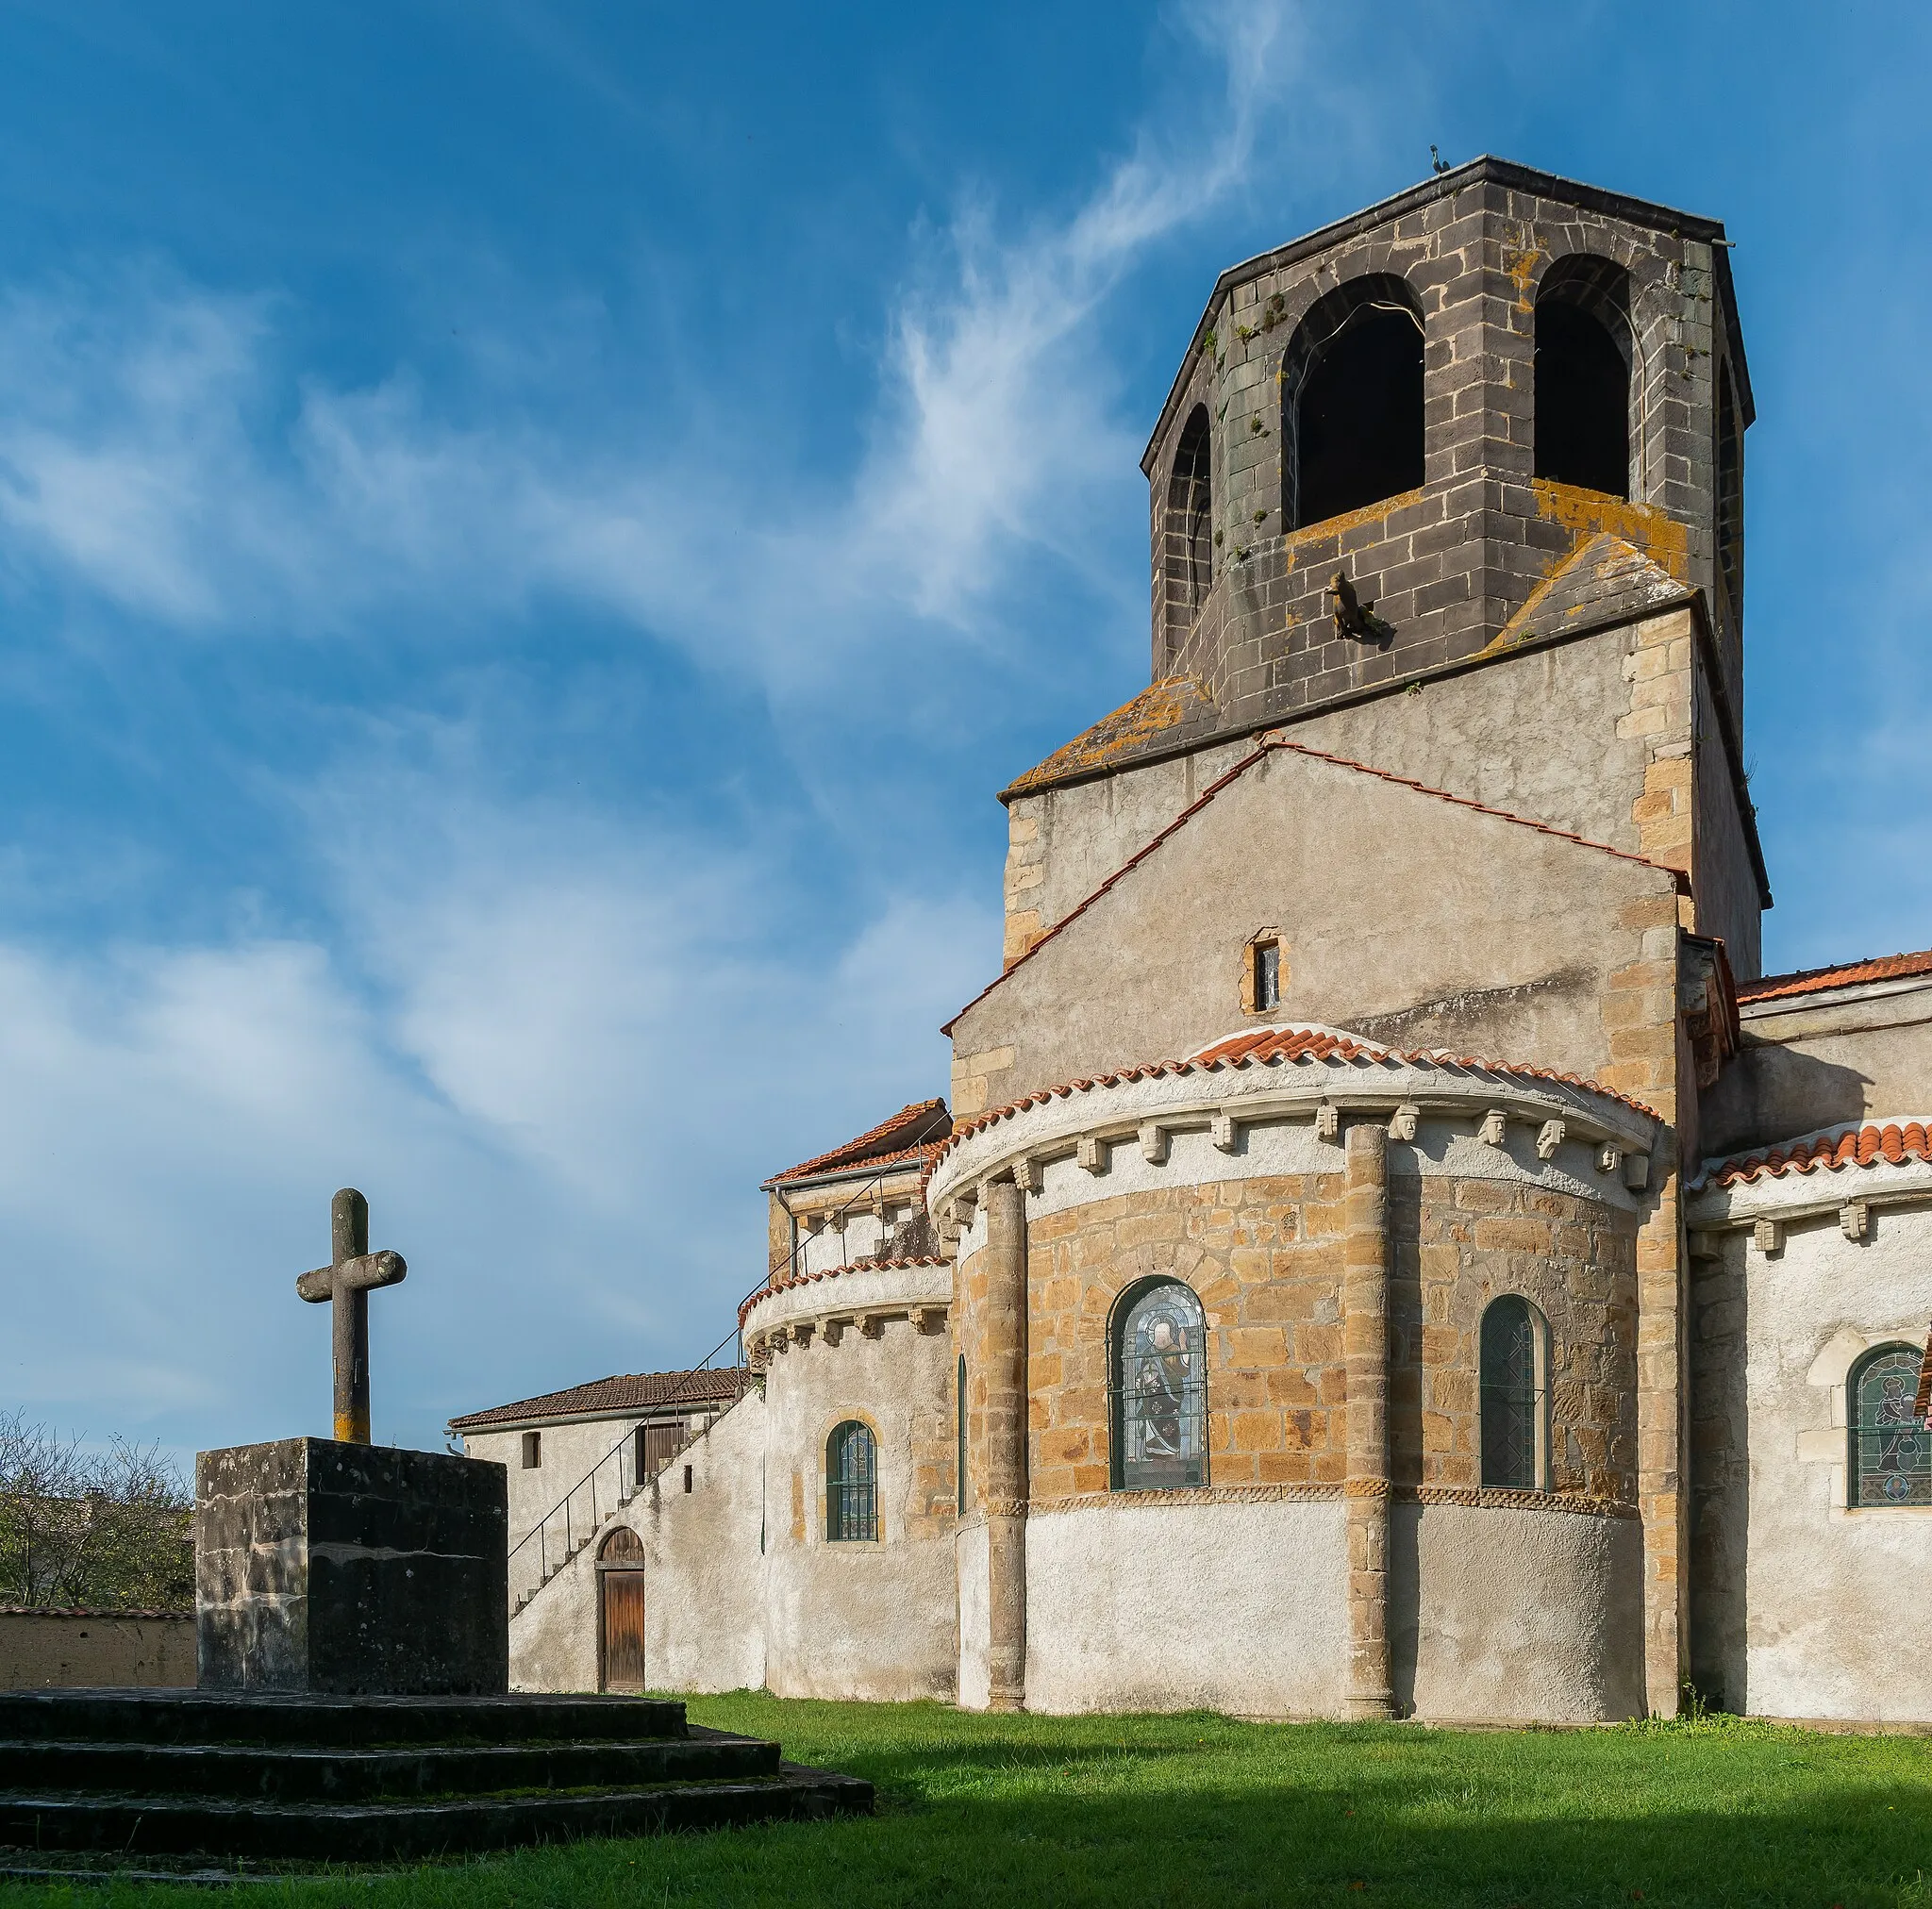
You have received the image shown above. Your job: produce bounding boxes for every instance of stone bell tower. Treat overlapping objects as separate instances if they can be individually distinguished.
[997,158,1767,988]
[1145,156,1750,733]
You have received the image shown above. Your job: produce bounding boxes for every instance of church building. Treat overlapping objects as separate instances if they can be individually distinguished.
[456,157,1932,1725]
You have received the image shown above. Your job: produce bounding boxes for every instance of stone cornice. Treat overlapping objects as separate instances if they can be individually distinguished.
[741,1257,952,1356]
[928,1049,1656,1226]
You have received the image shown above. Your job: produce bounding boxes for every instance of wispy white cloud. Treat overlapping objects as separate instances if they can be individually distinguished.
[0,2,1314,1460]
[0,3,1306,689]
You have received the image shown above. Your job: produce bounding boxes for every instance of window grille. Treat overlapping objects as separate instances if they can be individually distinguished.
[826,1419,878,1541]
[1479,1295,1544,1491]
[1851,1346,1932,1506]
[1111,1281,1208,1491]
[1254,940,1280,1011]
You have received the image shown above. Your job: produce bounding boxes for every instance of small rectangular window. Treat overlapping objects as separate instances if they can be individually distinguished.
[683,1464,693,1494]
[1254,940,1280,1011]
[521,1431,541,1469]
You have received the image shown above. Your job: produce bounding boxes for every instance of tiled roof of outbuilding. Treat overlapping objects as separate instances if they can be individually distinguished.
[1702,1121,1932,1189]
[762,1100,952,1188]
[1738,948,1932,1005]
[448,1367,756,1432]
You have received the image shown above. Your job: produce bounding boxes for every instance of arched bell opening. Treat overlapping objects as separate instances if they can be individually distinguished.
[1281,274,1425,532]
[1534,256,1634,500]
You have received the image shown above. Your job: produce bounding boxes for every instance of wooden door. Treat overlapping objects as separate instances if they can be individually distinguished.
[602,1570,647,1690]
[641,1419,686,1480]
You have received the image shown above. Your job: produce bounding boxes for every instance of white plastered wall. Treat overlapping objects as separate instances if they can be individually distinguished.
[761,1311,958,1702]
[508,1387,768,1695]
[1735,1200,1932,1720]
[1024,1498,1348,1717]
[1394,1502,1643,1722]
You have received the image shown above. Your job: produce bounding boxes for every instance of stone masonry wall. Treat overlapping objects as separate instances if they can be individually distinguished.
[1391,1176,1638,1502]
[1146,163,1743,736]
[1023,1173,1636,1510]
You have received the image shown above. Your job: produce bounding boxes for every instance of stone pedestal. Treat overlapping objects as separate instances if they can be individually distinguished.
[195,1439,508,1696]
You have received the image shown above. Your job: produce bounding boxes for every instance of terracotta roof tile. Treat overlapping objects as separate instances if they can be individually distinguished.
[926,1023,1660,1193]
[448,1367,755,1432]
[1191,1027,1382,1066]
[740,1256,949,1329]
[1704,1121,1932,1188]
[762,1100,951,1187]
[1738,948,1932,1005]
[943,735,1687,1036]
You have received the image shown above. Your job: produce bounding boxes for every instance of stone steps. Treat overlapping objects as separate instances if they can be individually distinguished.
[0,1691,871,1864]
[0,1689,690,1746]
[0,1730,779,1801]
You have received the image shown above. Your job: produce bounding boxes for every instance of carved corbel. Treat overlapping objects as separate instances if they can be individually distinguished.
[1536,1120,1566,1162]
[1388,1104,1419,1142]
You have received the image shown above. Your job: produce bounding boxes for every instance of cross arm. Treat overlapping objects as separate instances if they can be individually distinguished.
[295,1251,408,1303]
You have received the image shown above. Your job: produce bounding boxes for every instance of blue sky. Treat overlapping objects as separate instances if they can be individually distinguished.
[1,1,1928,1464]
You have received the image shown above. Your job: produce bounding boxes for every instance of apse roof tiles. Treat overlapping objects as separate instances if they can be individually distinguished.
[927,1021,1660,1189]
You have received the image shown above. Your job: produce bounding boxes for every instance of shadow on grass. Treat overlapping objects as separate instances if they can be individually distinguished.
[8,1711,1932,1908]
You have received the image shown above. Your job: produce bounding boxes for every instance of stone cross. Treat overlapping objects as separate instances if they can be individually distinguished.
[295,1188,407,1445]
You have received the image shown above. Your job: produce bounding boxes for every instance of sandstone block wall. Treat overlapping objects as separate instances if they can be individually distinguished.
[1022,1171,1635,1512]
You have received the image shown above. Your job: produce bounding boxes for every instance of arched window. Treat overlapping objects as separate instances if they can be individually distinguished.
[825,1419,878,1540]
[1162,405,1213,658]
[1534,257,1633,499]
[1849,1345,1932,1506]
[1479,1295,1548,1491]
[1281,275,1425,531]
[1109,1279,1208,1491]
[956,1353,968,1516]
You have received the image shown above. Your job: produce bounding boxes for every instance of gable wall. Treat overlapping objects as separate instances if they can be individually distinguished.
[957,745,1679,1113]
[1001,609,1757,994]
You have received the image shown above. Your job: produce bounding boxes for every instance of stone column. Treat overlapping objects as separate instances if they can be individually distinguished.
[982,1176,1028,1711]
[1342,1121,1395,1719]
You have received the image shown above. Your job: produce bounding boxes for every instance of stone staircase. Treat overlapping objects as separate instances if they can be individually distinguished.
[0,1689,870,1865]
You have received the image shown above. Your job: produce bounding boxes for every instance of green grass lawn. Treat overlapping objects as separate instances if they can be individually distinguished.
[8,1697,1932,1906]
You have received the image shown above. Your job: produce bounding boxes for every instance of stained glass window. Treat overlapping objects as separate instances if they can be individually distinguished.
[1112,1281,1208,1491]
[826,1420,878,1540]
[1851,1347,1932,1506]
[1480,1295,1544,1491]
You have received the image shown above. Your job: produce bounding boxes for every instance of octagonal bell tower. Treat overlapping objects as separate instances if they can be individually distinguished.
[1144,157,1750,744]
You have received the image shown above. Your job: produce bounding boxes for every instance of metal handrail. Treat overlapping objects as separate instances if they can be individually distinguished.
[504,1152,935,1606]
